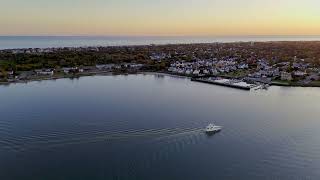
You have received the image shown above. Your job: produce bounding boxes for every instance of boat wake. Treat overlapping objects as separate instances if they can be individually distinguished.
[0,127,204,153]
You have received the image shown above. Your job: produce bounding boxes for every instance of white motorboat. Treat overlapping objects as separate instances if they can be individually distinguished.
[205,123,222,134]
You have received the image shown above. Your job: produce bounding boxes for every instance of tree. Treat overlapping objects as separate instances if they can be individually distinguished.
[0,68,7,80]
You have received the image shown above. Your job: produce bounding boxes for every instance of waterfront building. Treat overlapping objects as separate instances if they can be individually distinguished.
[34,69,54,76]
[193,70,200,75]
[293,71,307,77]
[281,72,293,81]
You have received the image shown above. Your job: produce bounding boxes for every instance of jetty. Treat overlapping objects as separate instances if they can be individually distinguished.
[191,77,253,90]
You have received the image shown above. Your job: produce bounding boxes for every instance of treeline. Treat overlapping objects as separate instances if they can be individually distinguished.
[0,48,151,71]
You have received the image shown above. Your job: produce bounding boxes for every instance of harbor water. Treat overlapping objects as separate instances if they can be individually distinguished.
[0,74,320,180]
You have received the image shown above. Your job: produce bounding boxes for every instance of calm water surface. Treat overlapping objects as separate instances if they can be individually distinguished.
[0,74,320,180]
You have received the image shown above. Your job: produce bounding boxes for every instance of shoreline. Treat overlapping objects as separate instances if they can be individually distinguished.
[0,71,186,86]
[1,41,320,89]
[1,71,320,88]
[0,71,114,86]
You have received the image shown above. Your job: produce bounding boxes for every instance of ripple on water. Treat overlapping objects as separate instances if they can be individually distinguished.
[0,123,206,153]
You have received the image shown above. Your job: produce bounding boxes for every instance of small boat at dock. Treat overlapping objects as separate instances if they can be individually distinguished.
[205,123,222,134]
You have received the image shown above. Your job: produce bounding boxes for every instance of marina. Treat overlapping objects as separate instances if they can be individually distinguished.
[191,77,258,90]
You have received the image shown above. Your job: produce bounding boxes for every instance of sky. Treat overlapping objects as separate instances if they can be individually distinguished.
[0,0,320,36]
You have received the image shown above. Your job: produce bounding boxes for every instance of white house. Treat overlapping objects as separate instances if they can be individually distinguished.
[185,69,192,75]
[281,72,293,81]
[203,69,210,75]
[193,70,200,75]
[35,69,54,76]
[293,71,307,77]
[211,68,219,75]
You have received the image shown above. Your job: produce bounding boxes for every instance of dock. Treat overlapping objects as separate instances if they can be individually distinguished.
[191,78,252,90]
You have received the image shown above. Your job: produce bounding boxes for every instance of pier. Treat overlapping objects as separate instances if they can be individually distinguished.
[191,77,252,90]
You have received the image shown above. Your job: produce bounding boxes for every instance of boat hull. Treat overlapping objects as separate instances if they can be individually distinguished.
[205,128,222,135]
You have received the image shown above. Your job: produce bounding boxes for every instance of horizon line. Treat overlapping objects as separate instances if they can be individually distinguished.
[1,34,320,37]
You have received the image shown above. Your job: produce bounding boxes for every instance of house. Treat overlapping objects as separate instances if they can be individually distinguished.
[63,67,73,74]
[281,72,293,81]
[185,69,192,75]
[126,63,144,70]
[150,53,171,61]
[168,67,176,72]
[7,71,14,76]
[238,63,249,69]
[272,68,280,77]
[62,67,83,74]
[177,69,185,74]
[293,71,307,77]
[203,69,210,75]
[193,70,200,75]
[211,68,219,75]
[96,64,115,70]
[35,69,54,76]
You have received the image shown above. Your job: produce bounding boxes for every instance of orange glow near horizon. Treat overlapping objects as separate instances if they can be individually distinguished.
[1,0,320,36]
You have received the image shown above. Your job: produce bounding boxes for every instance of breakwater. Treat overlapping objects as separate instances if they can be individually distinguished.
[191,78,251,90]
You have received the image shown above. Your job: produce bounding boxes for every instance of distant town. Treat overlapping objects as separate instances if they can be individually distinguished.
[1,41,320,89]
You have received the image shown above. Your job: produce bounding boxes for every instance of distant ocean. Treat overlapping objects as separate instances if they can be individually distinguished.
[0,35,320,49]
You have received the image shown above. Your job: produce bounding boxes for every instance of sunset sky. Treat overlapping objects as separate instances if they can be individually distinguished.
[1,0,320,36]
